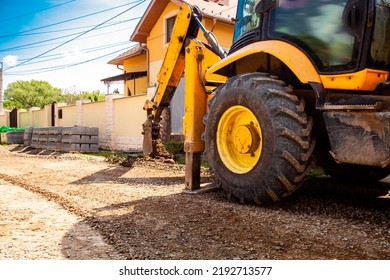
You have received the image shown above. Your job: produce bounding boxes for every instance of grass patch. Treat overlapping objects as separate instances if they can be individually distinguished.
[80,151,143,165]
[306,166,325,178]
[164,141,184,155]
[173,153,210,169]
[164,141,212,168]
[96,151,125,157]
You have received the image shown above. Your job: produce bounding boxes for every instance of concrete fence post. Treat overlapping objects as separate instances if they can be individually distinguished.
[29,107,40,127]
[0,110,10,127]
[44,104,51,127]
[53,102,59,126]
[75,99,91,126]
[17,109,27,128]
[104,94,122,150]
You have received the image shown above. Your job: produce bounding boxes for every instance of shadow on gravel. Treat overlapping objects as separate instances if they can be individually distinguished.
[61,220,125,260]
[10,144,65,156]
[72,171,189,186]
[71,166,133,184]
[287,176,390,210]
[71,165,212,186]
[61,176,390,260]
[70,165,189,186]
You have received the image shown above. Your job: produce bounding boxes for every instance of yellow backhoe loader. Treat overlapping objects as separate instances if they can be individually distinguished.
[143,0,390,204]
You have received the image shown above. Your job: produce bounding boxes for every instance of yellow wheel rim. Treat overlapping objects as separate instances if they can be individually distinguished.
[217,105,262,174]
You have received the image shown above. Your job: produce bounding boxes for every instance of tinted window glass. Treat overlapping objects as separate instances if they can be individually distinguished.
[270,0,357,70]
[234,0,261,41]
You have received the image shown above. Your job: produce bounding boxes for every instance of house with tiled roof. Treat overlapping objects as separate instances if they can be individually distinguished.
[101,44,148,96]
[102,0,237,138]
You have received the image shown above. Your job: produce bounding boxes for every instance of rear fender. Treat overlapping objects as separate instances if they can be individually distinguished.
[205,40,321,84]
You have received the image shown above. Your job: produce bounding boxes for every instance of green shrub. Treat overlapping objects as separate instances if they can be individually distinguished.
[164,141,184,155]
[306,166,325,178]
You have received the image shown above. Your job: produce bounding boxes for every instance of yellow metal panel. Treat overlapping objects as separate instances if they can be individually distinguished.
[320,69,389,91]
[147,2,179,62]
[205,40,321,84]
[183,39,221,153]
[154,3,192,106]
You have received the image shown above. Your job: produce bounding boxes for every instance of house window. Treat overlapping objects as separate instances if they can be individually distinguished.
[166,16,176,43]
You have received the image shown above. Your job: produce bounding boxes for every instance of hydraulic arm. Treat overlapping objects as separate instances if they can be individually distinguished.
[142,3,225,190]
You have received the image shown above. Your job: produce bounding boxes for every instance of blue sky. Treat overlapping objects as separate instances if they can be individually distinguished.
[0,0,150,93]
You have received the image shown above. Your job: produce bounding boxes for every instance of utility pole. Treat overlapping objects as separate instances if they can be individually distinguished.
[0,62,3,113]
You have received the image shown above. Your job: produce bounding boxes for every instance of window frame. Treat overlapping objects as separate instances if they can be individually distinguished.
[163,10,178,45]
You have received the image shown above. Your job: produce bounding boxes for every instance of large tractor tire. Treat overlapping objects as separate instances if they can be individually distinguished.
[204,73,315,205]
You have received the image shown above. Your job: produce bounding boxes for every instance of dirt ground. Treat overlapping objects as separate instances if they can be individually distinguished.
[0,144,389,260]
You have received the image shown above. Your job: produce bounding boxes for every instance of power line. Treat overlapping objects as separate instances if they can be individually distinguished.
[0,0,144,39]
[11,17,141,37]
[0,0,76,23]
[1,25,138,53]
[18,41,132,62]
[4,0,146,71]
[19,41,133,66]
[0,19,140,53]
[5,46,133,75]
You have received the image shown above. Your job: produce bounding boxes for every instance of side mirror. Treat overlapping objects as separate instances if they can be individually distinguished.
[255,0,277,14]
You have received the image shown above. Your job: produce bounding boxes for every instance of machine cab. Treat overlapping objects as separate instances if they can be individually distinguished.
[231,0,390,74]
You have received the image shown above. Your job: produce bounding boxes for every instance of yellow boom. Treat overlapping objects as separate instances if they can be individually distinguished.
[143,3,224,190]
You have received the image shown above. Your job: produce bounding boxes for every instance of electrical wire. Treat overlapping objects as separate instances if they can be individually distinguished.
[17,41,132,62]
[6,46,134,75]
[19,41,133,66]
[9,17,141,37]
[4,0,146,71]
[3,0,235,77]
[0,0,76,23]
[0,19,139,53]
[2,25,138,53]
[0,0,144,38]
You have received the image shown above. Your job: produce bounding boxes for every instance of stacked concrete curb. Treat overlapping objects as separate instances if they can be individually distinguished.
[0,131,25,144]
[47,127,63,151]
[25,126,99,153]
[24,127,33,146]
[31,127,48,149]
[62,126,99,153]
[38,127,49,149]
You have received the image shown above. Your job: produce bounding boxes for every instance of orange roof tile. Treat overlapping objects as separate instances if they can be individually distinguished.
[107,44,146,65]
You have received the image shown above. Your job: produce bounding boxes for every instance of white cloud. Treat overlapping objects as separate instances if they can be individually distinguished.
[3,55,18,67]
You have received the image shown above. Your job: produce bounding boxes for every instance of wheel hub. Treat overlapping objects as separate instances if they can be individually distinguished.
[232,124,260,154]
[217,105,262,174]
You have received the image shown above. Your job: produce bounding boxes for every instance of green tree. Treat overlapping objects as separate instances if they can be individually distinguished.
[61,90,105,104]
[4,80,62,109]
[79,90,106,102]
[3,99,23,109]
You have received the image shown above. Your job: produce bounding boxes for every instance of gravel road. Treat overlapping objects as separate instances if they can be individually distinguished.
[0,144,389,260]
